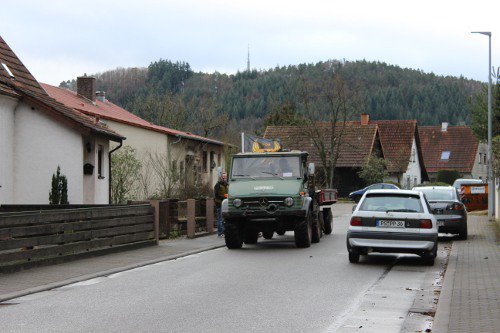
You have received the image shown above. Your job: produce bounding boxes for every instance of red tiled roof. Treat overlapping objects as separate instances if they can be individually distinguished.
[0,36,123,142]
[41,83,224,146]
[264,122,379,168]
[418,126,478,173]
[373,120,417,173]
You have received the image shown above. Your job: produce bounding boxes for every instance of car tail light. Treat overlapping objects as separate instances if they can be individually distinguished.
[450,203,464,211]
[350,217,362,226]
[419,219,433,229]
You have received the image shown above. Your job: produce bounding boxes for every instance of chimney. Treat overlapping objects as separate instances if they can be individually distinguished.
[96,91,106,103]
[361,113,370,126]
[77,75,96,102]
[441,122,449,132]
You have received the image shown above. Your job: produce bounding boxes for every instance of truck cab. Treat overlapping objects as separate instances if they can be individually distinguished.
[222,151,334,248]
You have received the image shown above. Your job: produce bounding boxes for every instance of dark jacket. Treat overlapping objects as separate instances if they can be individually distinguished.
[214,181,228,207]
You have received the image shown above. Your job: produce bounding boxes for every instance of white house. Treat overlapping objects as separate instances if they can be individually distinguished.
[370,116,428,189]
[42,77,227,200]
[0,36,124,205]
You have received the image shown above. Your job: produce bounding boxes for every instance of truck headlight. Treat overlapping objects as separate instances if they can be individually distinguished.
[233,198,242,208]
[284,197,294,207]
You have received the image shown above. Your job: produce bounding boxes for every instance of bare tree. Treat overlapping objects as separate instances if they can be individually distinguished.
[298,62,361,188]
[147,151,182,199]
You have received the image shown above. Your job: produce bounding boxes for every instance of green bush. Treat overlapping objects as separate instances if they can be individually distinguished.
[436,170,461,185]
[49,166,69,205]
[414,182,451,187]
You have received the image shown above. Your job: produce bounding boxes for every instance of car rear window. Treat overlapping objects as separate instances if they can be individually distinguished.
[359,194,423,213]
[419,188,456,201]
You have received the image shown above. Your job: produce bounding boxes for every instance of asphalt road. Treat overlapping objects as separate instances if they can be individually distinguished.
[0,203,448,333]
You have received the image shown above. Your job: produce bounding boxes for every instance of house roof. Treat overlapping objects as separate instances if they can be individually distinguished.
[372,120,417,173]
[264,122,380,168]
[418,125,479,173]
[0,36,123,142]
[41,83,225,146]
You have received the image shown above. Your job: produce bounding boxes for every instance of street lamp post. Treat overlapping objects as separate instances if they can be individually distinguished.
[472,31,494,219]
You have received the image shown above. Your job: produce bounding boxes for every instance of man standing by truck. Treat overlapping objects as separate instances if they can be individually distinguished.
[214,172,228,237]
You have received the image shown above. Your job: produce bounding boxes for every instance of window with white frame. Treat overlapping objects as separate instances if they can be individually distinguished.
[441,151,451,160]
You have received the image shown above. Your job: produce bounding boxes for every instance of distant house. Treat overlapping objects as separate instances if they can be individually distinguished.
[0,36,124,204]
[264,120,384,196]
[418,123,487,181]
[43,79,227,200]
[368,116,428,188]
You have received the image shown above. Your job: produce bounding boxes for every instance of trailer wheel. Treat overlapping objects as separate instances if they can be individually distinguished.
[244,229,259,244]
[323,209,333,235]
[263,231,274,239]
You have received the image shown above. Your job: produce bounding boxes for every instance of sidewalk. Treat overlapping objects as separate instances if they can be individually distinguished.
[433,214,500,333]
[0,235,225,302]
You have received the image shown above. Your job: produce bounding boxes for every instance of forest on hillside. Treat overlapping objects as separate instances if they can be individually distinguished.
[60,59,484,143]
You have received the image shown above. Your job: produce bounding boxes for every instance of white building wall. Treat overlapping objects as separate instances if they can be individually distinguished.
[13,103,84,204]
[471,142,488,180]
[402,138,422,189]
[0,95,18,204]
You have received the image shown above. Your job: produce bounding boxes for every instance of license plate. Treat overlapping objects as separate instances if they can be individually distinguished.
[437,220,444,227]
[377,220,405,228]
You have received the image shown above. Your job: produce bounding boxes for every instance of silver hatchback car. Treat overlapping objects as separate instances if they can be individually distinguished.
[347,189,438,265]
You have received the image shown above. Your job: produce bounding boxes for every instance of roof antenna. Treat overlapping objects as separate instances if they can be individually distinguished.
[247,44,250,72]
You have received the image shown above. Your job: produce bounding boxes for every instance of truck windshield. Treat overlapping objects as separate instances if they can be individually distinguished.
[231,156,301,179]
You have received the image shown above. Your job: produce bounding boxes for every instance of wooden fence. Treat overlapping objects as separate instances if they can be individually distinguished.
[0,204,155,272]
[150,198,216,239]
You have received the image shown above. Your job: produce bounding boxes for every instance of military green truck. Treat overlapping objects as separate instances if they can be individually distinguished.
[221,151,337,249]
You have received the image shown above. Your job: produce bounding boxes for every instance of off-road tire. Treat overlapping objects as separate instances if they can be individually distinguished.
[244,230,259,244]
[322,209,333,235]
[311,212,321,243]
[294,215,312,248]
[263,231,274,239]
[225,223,242,249]
[458,222,468,240]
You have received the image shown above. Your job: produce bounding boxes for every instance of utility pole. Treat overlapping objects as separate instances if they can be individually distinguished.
[472,31,494,219]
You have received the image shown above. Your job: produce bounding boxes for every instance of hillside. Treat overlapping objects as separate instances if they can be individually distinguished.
[60,59,483,141]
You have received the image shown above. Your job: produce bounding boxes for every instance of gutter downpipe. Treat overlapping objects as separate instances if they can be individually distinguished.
[108,140,123,204]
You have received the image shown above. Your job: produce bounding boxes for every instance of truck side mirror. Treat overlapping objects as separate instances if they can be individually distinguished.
[308,163,315,176]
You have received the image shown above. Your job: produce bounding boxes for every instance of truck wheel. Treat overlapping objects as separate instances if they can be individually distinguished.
[323,209,333,235]
[225,223,242,249]
[263,231,274,239]
[294,214,312,248]
[244,230,259,244]
[311,213,321,244]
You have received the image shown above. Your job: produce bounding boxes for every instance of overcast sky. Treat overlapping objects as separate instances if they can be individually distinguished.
[1,0,499,85]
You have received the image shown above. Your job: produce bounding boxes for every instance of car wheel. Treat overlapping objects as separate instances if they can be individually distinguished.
[276,229,286,236]
[423,242,437,266]
[263,231,274,239]
[458,222,468,240]
[322,209,333,235]
[225,223,243,249]
[348,251,360,263]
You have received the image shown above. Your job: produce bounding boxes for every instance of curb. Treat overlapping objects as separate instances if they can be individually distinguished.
[432,240,458,332]
[0,243,225,303]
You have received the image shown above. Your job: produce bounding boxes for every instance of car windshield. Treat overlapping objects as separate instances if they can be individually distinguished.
[419,188,456,201]
[359,194,423,213]
[231,156,301,179]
